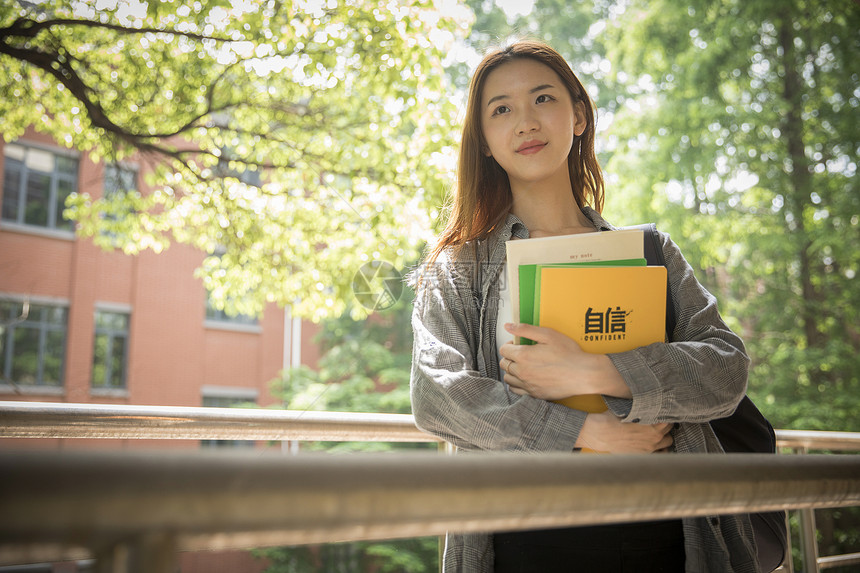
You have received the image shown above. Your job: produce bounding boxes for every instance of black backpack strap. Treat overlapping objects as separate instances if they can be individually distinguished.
[625,223,676,341]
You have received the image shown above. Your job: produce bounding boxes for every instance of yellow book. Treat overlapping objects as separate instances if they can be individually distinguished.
[505,229,645,341]
[537,265,667,414]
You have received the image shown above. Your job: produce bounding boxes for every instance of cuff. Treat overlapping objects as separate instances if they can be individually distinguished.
[607,349,665,423]
[603,395,632,418]
[530,401,587,451]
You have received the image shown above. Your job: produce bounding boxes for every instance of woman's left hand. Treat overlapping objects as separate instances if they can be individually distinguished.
[498,322,631,400]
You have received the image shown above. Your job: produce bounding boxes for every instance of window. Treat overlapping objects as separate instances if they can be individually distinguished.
[201,389,258,449]
[205,294,258,327]
[0,300,68,387]
[2,142,78,231]
[204,248,259,328]
[91,310,130,389]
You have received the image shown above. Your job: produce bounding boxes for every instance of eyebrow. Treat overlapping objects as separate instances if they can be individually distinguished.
[486,84,557,107]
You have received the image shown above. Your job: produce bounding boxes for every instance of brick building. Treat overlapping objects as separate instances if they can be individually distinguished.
[0,128,321,572]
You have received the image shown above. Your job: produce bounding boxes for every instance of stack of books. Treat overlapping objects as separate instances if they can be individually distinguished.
[505,229,667,414]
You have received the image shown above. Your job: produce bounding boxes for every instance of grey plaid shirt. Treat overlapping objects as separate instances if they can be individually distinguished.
[410,209,759,572]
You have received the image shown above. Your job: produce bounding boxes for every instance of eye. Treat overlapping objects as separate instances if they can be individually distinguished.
[535,94,556,104]
[491,104,510,117]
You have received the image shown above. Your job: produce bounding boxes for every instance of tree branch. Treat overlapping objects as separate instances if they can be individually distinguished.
[0,14,379,191]
[0,16,233,44]
[0,33,237,158]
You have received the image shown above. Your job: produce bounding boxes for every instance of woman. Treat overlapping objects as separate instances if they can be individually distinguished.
[409,41,758,572]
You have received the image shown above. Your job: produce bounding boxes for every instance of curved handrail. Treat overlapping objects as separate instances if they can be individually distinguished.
[0,450,858,553]
[3,402,859,451]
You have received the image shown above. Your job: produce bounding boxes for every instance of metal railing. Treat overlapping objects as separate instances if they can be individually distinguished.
[0,400,439,442]
[775,429,860,452]
[2,401,859,573]
[775,431,860,572]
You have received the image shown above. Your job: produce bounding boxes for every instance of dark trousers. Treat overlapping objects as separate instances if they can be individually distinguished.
[493,520,686,572]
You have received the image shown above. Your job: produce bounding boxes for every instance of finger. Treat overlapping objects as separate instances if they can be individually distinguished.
[507,385,528,396]
[498,342,516,360]
[503,322,555,344]
[503,372,527,392]
[656,432,674,451]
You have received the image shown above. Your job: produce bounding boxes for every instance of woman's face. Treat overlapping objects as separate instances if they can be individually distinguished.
[480,58,586,193]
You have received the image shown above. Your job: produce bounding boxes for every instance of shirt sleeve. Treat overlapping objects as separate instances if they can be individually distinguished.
[409,254,585,452]
[606,231,750,424]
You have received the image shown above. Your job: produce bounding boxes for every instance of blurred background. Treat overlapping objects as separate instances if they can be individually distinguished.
[0,0,857,571]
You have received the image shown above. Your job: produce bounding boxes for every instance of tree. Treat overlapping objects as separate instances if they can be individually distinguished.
[457,0,612,101]
[471,0,858,435]
[258,296,440,572]
[270,299,418,454]
[0,0,470,320]
[599,3,859,566]
[601,0,859,433]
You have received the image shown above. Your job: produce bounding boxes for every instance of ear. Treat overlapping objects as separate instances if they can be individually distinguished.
[573,102,588,137]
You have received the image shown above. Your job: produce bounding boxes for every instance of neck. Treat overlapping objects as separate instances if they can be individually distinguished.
[510,180,593,237]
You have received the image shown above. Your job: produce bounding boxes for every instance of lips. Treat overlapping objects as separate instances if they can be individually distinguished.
[516,140,546,154]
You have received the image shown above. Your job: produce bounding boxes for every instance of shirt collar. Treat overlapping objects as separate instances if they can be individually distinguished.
[582,206,615,231]
[498,206,614,240]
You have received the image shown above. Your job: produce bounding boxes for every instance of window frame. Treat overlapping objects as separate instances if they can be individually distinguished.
[0,296,69,391]
[204,295,260,330]
[203,247,261,331]
[200,386,259,449]
[2,141,79,233]
[91,305,132,391]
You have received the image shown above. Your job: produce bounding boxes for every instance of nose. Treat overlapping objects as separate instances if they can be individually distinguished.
[516,111,539,135]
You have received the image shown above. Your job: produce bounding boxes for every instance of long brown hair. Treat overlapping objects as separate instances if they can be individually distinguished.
[429,40,604,263]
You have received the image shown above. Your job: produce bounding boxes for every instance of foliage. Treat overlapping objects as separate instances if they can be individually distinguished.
[269,295,425,453]
[254,536,438,573]
[0,0,470,320]
[261,296,439,572]
[471,1,859,437]
[459,0,612,99]
[599,0,859,435]
[592,4,859,566]
[5,0,858,563]
[464,0,858,430]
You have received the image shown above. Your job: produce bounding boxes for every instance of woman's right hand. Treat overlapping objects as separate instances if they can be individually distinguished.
[575,411,674,453]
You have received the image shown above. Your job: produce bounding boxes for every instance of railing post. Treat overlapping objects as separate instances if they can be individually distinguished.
[798,507,820,573]
[93,533,178,573]
[437,440,454,572]
[93,544,127,573]
[794,446,821,573]
[782,509,795,573]
[130,532,178,573]
[777,442,794,573]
